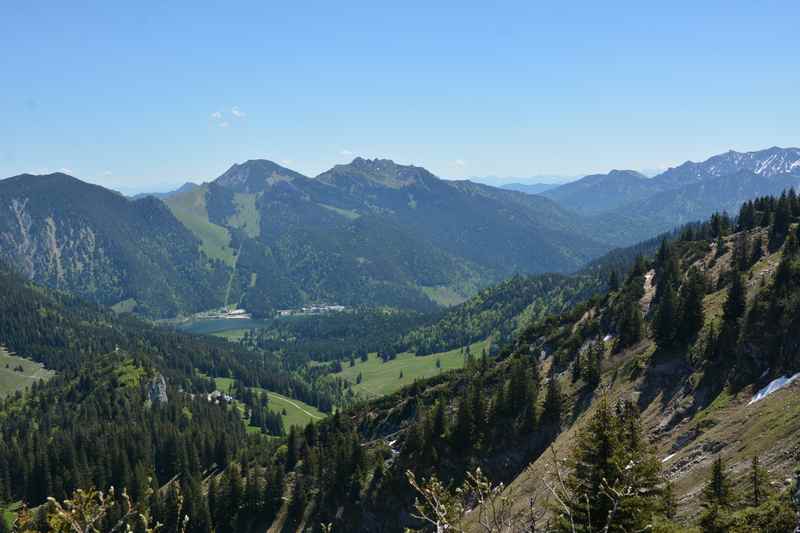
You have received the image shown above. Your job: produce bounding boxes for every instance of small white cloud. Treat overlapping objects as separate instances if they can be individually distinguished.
[103,170,113,176]
[280,159,293,166]
[231,106,245,118]
[211,111,223,120]
[59,167,74,174]
[218,121,230,128]
[454,159,466,167]
[340,149,354,156]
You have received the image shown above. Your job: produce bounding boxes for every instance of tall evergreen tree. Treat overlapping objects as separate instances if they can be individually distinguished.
[699,456,733,533]
[750,455,769,507]
[618,299,643,348]
[677,269,706,344]
[542,376,563,429]
[558,395,662,532]
[653,283,678,349]
[722,274,747,328]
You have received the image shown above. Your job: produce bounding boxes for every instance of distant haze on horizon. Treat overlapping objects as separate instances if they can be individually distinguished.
[2,2,798,193]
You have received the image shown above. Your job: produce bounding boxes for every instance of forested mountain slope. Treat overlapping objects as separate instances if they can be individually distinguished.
[0,173,228,317]
[541,169,652,215]
[165,157,615,317]
[236,191,800,532]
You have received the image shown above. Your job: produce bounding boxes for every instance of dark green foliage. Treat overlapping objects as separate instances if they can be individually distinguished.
[0,263,338,411]
[700,456,734,532]
[723,274,747,328]
[749,455,769,507]
[677,268,706,345]
[190,158,616,317]
[542,375,563,429]
[242,307,426,367]
[617,298,644,348]
[403,274,603,356]
[768,191,792,251]
[558,396,662,532]
[653,283,679,349]
[0,173,229,318]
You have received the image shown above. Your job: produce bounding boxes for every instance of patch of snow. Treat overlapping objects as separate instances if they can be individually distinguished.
[748,372,800,406]
[662,453,677,463]
[603,334,614,342]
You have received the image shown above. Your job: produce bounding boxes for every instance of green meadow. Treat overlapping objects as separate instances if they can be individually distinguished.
[334,339,488,398]
[0,347,54,397]
[213,377,324,430]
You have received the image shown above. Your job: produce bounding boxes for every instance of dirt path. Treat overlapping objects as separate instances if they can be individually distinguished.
[267,392,324,419]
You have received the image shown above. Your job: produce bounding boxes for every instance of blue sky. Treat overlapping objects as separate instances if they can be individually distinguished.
[2,1,799,192]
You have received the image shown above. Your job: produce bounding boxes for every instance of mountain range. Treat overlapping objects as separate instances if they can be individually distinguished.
[541,147,800,240]
[0,159,613,318]
[2,146,799,319]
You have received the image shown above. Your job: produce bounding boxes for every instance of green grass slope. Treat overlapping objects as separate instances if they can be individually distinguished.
[334,339,488,398]
[0,346,54,397]
[165,185,236,265]
[214,377,324,429]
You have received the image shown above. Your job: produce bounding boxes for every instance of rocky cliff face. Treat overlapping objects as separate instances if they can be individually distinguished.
[147,374,168,405]
[0,173,228,317]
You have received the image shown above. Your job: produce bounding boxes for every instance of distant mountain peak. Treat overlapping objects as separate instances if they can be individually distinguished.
[607,169,647,178]
[657,146,800,187]
[214,159,307,193]
[319,157,435,189]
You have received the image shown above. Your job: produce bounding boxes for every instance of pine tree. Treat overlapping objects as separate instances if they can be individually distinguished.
[784,232,800,259]
[558,395,662,532]
[449,393,473,452]
[750,455,769,507]
[663,479,677,520]
[542,376,563,429]
[286,426,298,470]
[738,200,756,231]
[699,456,733,533]
[430,400,446,441]
[733,232,751,272]
[618,299,643,348]
[769,193,792,251]
[584,342,602,387]
[722,274,746,328]
[677,269,705,344]
[750,235,764,265]
[653,283,678,349]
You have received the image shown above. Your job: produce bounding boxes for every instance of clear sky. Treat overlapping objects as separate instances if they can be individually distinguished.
[2,1,799,192]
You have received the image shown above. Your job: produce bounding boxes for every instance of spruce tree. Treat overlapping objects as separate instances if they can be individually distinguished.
[449,393,473,452]
[559,395,662,532]
[722,274,746,328]
[653,283,678,349]
[677,269,705,344]
[699,456,733,533]
[663,479,677,520]
[618,299,643,348]
[584,342,602,387]
[733,232,751,272]
[750,455,769,507]
[769,193,792,251]
[542,376,563,429]
[750,235,764,265]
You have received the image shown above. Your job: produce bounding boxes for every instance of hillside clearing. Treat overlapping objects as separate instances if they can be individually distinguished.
[334,339,489,398]
[0,347,54,397]
[214,377,324,429]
